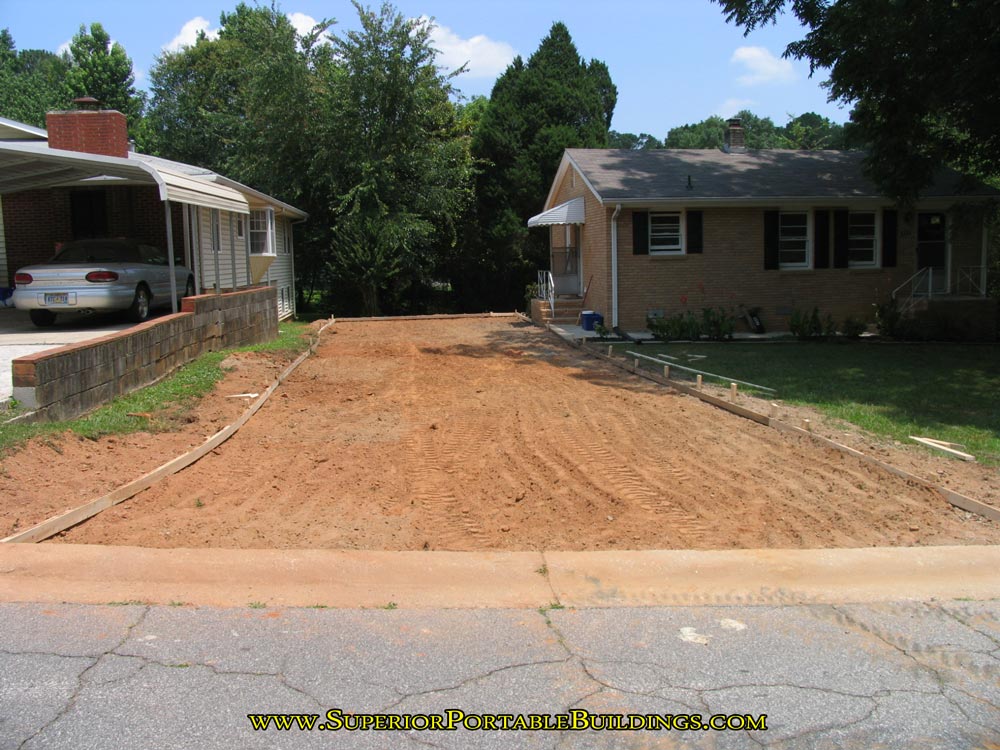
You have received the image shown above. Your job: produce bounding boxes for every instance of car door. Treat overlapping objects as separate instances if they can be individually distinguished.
[139,244,170,303]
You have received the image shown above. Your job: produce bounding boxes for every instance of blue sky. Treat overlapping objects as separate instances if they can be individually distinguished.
[2,0,852,136]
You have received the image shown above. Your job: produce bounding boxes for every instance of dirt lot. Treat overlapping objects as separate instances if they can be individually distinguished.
[5,316,986,551]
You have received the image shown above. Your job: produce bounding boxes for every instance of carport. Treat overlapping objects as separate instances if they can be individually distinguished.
[0,139,251,315]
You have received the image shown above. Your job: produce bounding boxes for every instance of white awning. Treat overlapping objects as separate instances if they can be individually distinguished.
[527,196,585,227]
[0,141,250,213]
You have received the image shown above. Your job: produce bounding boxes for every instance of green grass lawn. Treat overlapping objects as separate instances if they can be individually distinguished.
[0,320,313,456]
[619,340,1000,466]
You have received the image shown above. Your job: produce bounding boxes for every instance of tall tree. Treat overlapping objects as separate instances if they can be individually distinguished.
[714,0,1000,199]
[0,28,71,127]
[65,23,145,130]
[311,2,473,316]
[462,22,617,310]
[144,4,329,305]
[782,112,847,150]
[608,131,663,150]
[664,111,786,148]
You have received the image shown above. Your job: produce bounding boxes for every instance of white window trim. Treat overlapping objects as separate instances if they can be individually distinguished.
[649,210,686,255]
[250,207,276,256]
[847,208,881,269]
[778,209,813,270]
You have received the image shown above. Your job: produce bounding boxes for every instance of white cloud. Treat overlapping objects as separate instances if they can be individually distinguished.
[163,17,219,53]
[56,39,71,56]
[730,46,795,86]
[287,12,317,38]
[716,97,756,118]
[423,18,515,79]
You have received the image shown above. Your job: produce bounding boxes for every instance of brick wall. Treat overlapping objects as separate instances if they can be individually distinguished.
[540,168,987,331]
[1,187,185,284]
[46,109,128,158]
[11,286,278,421]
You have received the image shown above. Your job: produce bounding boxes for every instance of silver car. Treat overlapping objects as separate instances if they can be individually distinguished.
[13,238,195,327]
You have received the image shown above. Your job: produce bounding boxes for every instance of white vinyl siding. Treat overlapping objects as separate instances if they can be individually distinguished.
[779,211,811,269]
[195,207,250,291]
[265,218,295,319]
[848,210,879,267]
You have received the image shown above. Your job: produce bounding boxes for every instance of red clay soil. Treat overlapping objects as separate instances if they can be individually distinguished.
[37,317,1000,551]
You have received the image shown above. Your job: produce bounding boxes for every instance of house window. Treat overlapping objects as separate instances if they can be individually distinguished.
[236,215,245,240]
[250,208,274,255]
[848,211,878,267]
[779,211,810,268]
[649,212,683,253]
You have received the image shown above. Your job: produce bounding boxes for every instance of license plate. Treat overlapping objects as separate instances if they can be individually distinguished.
[44,293,69,305]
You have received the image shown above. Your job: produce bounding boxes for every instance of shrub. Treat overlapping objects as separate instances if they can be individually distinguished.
[841,316,867,338]
[701,307,736,341]
[523,283,539,312]
[789,307,824,340]
[647,311,702,341]
[873,298,903,338]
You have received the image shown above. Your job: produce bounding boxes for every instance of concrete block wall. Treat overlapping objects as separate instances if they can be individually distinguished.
[11,286,278,421]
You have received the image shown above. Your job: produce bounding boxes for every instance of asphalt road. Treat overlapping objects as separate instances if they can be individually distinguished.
[2,600,997,749]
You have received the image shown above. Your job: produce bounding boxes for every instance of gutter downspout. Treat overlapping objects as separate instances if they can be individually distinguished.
[611,203,621,327]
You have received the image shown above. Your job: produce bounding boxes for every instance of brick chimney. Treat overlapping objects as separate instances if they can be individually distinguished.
[46,97,129,159]
[724,118,746,153]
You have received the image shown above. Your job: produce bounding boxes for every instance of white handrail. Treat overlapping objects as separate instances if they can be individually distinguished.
[536,270,555,315]
[891,267,932,316]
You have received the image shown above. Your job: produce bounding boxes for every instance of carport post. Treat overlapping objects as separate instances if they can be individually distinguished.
[164,200,179,314]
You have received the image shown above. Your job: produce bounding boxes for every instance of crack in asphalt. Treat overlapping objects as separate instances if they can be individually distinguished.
[934,603,1000,649]
[16,605,151,750]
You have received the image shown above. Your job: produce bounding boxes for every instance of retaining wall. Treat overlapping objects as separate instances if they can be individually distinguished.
[11,287,277,421]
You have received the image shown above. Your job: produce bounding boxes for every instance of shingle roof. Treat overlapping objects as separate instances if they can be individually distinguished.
[565,148,996,203]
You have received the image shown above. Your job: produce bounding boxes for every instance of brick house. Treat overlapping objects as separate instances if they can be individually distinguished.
[0,103,305,319]
[529,119,996,333]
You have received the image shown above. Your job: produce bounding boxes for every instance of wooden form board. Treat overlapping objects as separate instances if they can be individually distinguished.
[565,336,1000,527]
[2,317,337,545]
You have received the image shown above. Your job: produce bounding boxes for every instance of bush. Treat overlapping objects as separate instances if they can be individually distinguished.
[523,283,539,312]
[873,298,903,338]
[647,311,702,341]
[789,307,824,340]
[701,307,736,341]
[841,316,867,338]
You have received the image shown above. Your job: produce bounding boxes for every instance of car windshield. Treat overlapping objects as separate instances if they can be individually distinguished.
[51,240,142,264]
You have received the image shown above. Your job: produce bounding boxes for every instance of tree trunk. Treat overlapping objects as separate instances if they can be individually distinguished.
[360,282,380,317]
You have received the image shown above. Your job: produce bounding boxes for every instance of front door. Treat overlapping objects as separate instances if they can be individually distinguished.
[550,225,582,296]
[916,212,948,295]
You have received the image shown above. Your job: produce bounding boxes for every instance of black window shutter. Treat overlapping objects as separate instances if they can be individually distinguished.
[686,211,703,253]
[882,209,897,267]
[833,209,849,268]
[632,211,649,255]
[763,210,779,270]
[813,210,830,268]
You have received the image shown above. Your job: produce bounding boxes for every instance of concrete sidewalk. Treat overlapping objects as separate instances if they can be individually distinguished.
[2,599,997,749]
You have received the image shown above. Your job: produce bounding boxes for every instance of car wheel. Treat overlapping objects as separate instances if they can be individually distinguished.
[128,286,151,322]
[29,309,57,327]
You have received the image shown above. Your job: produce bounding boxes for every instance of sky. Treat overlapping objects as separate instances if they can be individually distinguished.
[0,0,853,136]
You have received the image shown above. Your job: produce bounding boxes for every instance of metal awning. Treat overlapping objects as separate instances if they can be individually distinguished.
[0,141,250,213]
[527,196,585,227]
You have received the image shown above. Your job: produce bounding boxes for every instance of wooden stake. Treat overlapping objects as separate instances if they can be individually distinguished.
[633,357,640,372]
[663,364,670,379]
[696,374,703,390]
[730,382,738,401]
[607,345,613,357]
[803,418,812,432]
[770,402,778,418]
